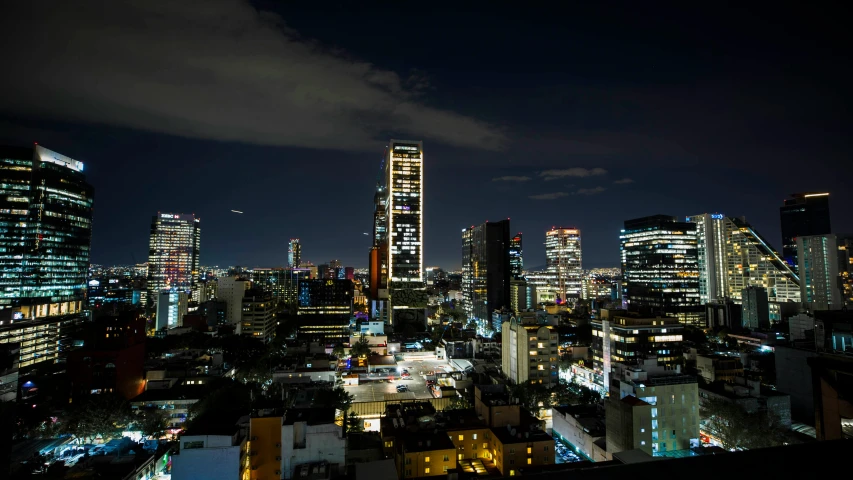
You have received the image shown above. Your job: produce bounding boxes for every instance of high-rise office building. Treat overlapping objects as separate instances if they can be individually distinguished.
[689,213,800,304]
[369,184,389,301]
[0,144,94,320]
[385,140,423,284]
[509,233,523,279]
[838,235,853,306]
[288,238,301,268]
[798,234,841,311]
[620,216,702,325]
[741,286,770,329]
[385,140,426,328]
[545,227,582,301]
[297,279,354,344]
[462,220,511,322]
[781,192,831,274]
[146,213,201,307]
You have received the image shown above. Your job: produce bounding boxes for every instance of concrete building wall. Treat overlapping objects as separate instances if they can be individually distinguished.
[774,346,818,422]
[172,437,242,480]
[282,422,346,479]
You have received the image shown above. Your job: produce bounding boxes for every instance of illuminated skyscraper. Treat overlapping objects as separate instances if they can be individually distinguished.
[385,140,423,283]
[0,144,94,320]
[798,234,841,311]
[781,192,831,274]
[545,227,582,301]
[385,140,426,327]
[462,220,511,322]
[688,213,800,304]
[621,215,703,325]
[288,238,301,268]
[146,213,201,307]
[509,233,523,279]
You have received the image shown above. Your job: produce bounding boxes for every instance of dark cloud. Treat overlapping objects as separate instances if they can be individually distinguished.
[529,192,568,200]
[492,176,531,182]
[613,178,634,184]
[540,167,607,181]
[574,187,607,195]
[0,0,505,152]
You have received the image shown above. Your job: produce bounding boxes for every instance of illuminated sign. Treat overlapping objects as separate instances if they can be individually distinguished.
[393,144,420,153]
[35,145,84,172]
[711,214,724,220]
[160,213,179,219]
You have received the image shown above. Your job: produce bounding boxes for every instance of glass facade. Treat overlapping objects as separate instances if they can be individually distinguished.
[620,216,702,325]
[146,213,200,305]
[288,238,301,268]
[0,145,93,319]
[780,192,831,274]
[688,213,800,304]
[545,227,582,300]
[509,233,523,279]
[462,220,511,322]
[798,234,840,310]
[386,140,423,284]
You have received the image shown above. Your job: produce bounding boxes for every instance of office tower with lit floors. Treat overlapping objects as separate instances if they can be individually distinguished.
[621,215,703,326]
[147,213,200,330]
[798,234,841,311]
[688,213,801,305]
[545,227,582,302]
[780,192,831,274]
[385,140,427,329]
[462,220,511,323]
[288,238,301,268]
[0,145,94,366]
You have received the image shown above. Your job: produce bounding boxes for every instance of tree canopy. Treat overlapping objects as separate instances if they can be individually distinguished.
[700,396,790,450]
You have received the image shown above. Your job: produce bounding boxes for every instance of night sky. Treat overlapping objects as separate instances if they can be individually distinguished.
[1,2,850,270]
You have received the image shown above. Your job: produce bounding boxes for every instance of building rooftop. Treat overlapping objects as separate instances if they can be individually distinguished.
[182,413,243,437]
[283,408,337,426]
[130,383,208,403]
[491,424,553,445]
[620,395,651,407]
[402,432,456,452]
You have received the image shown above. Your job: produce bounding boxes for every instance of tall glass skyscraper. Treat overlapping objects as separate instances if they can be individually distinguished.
[288,238,301,268]
[798,234,841,311]
[688,213,800,304]
[386,140,423,283]
[146,213,200,306]
[780,192,831,274]
[620,215,702,325]
[545,227,582,301]
[0,144,94,320]
[462,220,511,322]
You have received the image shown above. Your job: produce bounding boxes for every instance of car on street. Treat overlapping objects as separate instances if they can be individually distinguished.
[396,385,409,392]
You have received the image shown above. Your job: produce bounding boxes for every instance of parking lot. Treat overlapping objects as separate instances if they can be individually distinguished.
[347,358,455,402]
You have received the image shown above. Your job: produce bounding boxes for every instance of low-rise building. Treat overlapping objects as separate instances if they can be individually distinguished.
[605,359,699,456]
[172,416,248,480]
[501,318,559,387]
[695,354,744,384]
[551,405,608,462]
[282,408,346,479]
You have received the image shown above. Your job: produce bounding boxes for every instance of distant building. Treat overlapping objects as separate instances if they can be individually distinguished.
[146,213,200,307]
[621,216,702,325]
[695,354,743,383]
[781,192,831,274]
[741,286,770,329]
[798,234,842,311]
[156,289,188,330]
[462,219,511,322]
[0,343,20,402]
[297,279,354,344]
[240,289,276,341]
[288,238,302,268]
[690,213,800,306]
[0,315,88,367]
[501,317,558,387]
[281,408,346,479]
[545,227,582,301]
[510,279,536,313]
[509,233,523,279]
[837,235,853,306]
[217,276,251,327]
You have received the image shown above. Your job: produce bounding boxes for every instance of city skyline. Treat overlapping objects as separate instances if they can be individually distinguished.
[0,3,851,271]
